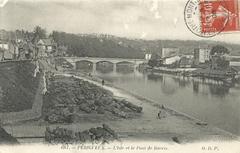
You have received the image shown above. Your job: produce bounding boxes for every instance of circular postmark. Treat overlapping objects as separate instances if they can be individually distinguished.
[184,0,230,37]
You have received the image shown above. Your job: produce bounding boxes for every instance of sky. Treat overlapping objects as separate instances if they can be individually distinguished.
[0,0,240,44]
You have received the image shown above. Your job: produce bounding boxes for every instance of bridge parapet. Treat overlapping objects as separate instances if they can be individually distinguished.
[64,57,146,65]
[62,57,146,74]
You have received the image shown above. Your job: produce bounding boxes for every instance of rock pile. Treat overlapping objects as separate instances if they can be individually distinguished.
[45,124,118,144]
[45,107,74,124]
[43,76,142,123]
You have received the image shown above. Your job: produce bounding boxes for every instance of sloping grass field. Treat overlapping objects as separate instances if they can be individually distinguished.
[0,61,40,112]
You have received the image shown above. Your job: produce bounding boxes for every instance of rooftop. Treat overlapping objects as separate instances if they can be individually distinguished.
[38,39,54,46]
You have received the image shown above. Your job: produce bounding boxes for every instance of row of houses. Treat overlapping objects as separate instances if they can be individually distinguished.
[0,38,60,61]
[161,47,209,68]
[145,47,193,68]
[193,48,240,69]
[146,47,240,69]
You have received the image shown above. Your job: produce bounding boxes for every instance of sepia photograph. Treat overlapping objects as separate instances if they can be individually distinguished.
[0,0,240,152]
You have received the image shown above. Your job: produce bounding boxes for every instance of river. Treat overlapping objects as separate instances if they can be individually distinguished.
[84,69,240,136]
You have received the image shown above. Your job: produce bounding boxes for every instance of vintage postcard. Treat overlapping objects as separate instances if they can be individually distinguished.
[0,0,240,152]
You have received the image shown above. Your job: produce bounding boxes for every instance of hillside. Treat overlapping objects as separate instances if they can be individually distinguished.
[1,29,240,58]
[52,32,144,58]
[52,32,240,58]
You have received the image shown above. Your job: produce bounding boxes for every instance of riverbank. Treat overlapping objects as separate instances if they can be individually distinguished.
[2,64,239,144]
[52,70,238,142]
[150,67,197,76]
[92,68,240,135]
[148,66,240,84]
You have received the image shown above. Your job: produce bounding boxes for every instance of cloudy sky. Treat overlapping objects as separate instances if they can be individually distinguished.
[0,0,240,43]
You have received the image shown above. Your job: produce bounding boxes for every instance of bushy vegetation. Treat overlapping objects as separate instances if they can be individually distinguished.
[51,31,144,58]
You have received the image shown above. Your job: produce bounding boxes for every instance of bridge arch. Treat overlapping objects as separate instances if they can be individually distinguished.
[76,60,94,71]
[116,61,135,74]
[116,61,134,65]
[96,61,114,73]
[96,61,114,65]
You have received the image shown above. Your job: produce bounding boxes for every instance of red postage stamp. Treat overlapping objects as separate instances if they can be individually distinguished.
[184,0,240,37]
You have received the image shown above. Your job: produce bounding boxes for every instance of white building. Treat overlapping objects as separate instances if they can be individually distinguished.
[145,53,152,60]
[0,41,9,50]
[37,39,55,57]
[163,55,181,65]
[229,55,240,66]
[0,40,18,60]
[194,48,211,64]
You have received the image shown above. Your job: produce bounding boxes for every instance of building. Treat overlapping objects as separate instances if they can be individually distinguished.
[145,53,152,60]
[54,45,67,57]
[228,55,240,67]
[0,40,19,60]
[179,56,194,68]
[9,40,20,59]
[0,40,7,60]
[161,48,179,58]
[163,55,181,65]
[0,40,9,50]
[194,48,211,65]
[37,39,56,57]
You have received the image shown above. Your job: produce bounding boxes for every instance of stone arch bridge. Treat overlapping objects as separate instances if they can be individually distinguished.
[63,57,146,73]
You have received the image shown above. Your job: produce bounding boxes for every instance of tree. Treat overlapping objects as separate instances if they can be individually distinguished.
[33,26,47,39]
[210,45,230,70]
[148,53,160,68]
[148,59,158,68]
[210,45,230,55]
[0,48,5,61]
[212,56,230,69]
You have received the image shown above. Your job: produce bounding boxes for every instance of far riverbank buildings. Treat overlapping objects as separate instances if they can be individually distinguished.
[193,48,211,65]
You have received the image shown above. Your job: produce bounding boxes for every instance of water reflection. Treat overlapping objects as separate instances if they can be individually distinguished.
[94,71,240,135]
[147,73,163,82]
[192,81,199,94]
[146,74,232,97]
[96,68,113,74]
[178,77,191,88]
[208,85,230,97]
[96,62,113,74]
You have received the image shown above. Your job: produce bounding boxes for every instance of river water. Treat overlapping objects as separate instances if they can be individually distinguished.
[88,70,240,136]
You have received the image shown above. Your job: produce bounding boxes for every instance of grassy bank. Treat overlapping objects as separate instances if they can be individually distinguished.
[0,61,40,112]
